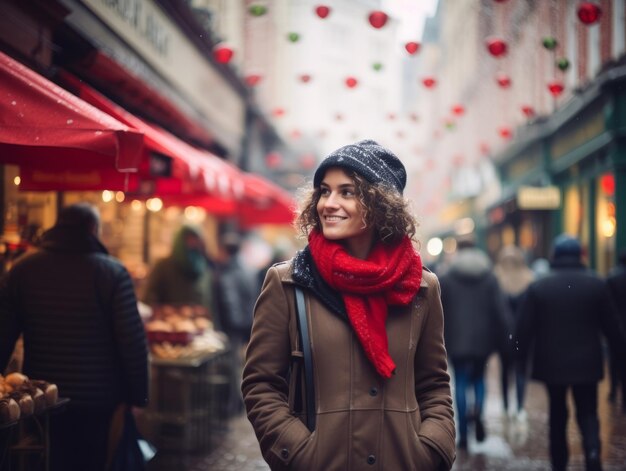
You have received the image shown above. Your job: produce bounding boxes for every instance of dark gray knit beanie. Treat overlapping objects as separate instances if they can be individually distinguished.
[313,139,407,194]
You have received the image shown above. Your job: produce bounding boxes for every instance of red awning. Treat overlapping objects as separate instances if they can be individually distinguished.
[239,173,297,228]
[64,75,242,203]
[0,50,144,173]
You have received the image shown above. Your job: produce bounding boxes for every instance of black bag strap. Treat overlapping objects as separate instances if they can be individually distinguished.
[295,286,315,432]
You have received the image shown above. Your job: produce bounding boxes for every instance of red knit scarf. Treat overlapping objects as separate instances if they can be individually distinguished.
[308,230,422,378]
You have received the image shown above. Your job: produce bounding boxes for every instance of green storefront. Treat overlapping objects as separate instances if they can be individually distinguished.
[488,65,626,275]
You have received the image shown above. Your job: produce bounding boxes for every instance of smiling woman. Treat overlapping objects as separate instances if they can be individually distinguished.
[242,140,456,471]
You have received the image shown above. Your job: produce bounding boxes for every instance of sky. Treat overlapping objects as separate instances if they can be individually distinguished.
[382,0,439,41]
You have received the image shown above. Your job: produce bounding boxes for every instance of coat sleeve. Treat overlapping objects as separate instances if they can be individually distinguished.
[111,266,149,407]
[0,272,20,373]
[414,273,456,470]
[241,266,311,470]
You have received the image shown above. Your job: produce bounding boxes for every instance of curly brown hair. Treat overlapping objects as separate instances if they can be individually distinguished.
[295,169,418,244]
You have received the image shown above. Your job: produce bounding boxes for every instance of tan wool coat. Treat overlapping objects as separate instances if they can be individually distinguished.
[242,261,456,471]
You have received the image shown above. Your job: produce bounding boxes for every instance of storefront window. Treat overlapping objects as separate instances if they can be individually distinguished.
[595,173,616,275]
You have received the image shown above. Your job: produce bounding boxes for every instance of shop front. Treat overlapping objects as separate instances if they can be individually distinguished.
[489,63,626,274]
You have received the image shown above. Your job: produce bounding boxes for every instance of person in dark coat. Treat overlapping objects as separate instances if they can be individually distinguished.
[606,249,626,412]
[439,239,512,450]
[516,234,624,471]
[0,203,149,471]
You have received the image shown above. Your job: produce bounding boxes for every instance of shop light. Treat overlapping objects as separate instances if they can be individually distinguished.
[146,197,163,212]
[13,176,20,186]
[115,191,125,203]
[426,237,443,256]
[602,217,616,238]
[184,206,206,223]
[102,190,114,203]
[131,200,143,211]
[443,237,457,254]
[454,217,475,235]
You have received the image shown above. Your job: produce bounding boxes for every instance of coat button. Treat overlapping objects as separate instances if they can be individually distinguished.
[367,454,376,465]
[369,387,378,396]
[281,448,289,459]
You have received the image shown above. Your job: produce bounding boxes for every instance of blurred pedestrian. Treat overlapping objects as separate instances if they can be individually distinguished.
[606,249,626,412]
[214,230,257,415]
[142,224,215,313]
[493,245,534,421]
[516,234,624,471]
[242,140,456,470]
[439,238,512,450]
[0,203,148,471]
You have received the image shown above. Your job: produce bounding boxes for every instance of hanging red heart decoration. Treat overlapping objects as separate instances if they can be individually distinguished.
[345,77,358,88]
[315,5,331,19]
[245,74,262,87]
[547,80,564,97]
[422,77,437,88]
[299,74,312,83]
[496,73,512,88]
[498,127,512,139]
[577,2,602,25]
[300,154,316,169]
[479,142,490,155]
[521,105,535,118]
[213,44,234,64]
[452,104,465,116]
[368,11,388,29]
[405,42,420,55]
[272,107,286,117]
[265,152,282,168]
[486,37,508,57]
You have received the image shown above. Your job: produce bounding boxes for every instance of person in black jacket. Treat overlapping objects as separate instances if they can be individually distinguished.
[516,234,623,471]
[606,250,626,412]
[440,239,512,450]
[0,203,149,471]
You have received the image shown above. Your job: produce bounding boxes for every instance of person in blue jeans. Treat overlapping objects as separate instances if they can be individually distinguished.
[440,239,512,450]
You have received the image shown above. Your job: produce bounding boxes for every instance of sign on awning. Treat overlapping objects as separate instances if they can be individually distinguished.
[517,186,561,209]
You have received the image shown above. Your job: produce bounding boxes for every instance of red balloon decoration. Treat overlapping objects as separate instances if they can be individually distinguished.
[486,37,508,57]
[496,73,512,88]
[547,80,565,97]
[577,2,602,25]
[300,154,316,169]
[245,74,262,87]
[272,107,286,117]
[213,44,234,64]
[422,77,437,88]
[405,42,420,55]
[265,152,282,168]
[498,127,512,139]
[521,105,535,118]
[479,142,490,155]
[451,104,465,116]
[345,77,358,88]
[315,5,331,19]
[299,74,312,83]
[368,11,388,29]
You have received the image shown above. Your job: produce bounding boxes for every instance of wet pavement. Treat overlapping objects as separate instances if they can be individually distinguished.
[147,355,626,470]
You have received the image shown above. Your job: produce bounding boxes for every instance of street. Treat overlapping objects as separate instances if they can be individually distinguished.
[148,355,626,470]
